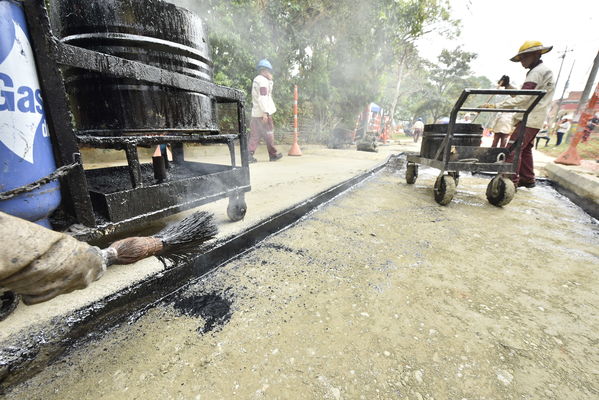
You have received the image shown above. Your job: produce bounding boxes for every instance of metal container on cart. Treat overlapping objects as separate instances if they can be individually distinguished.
[404,89,546,207]
[420,123,483,159]
[50,0,217,134]
[17,0,251,241]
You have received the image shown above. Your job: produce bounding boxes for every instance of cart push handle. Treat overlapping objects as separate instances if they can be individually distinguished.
[434,89,546,165]
[453,88,546,115]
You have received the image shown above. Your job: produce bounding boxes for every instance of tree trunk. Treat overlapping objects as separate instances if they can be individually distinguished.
[389,60,405,123]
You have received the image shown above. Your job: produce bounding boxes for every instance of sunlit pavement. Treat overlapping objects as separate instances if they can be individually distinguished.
[6,160,599,400]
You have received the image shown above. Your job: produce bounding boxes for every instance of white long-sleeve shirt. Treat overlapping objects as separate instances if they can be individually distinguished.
[557,120,570,133]
[251,74,277,118]
[496,61,554,129]
[492,112,515,134]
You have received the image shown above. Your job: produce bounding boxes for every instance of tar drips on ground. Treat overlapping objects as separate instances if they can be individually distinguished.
[6,168,599,400]
[172,293,232,334]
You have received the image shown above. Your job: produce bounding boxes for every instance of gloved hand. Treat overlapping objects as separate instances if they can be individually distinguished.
[0,212,106,305]
[478,103,496,109]
[498,75,510,88]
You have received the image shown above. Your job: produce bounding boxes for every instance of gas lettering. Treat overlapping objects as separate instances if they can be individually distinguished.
[0,72,43,114]
[0,72,14,111]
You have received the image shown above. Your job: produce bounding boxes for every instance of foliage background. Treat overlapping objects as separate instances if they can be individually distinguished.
[171,0,492,143]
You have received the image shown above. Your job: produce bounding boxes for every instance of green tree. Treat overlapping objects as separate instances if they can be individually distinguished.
[170,0,483,142]
[377,0,457,121]
[413,47,490,122]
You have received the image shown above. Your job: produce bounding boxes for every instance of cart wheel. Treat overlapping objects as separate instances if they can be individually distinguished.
[227,194,247,221]
[434,174,456,205]
[448,171,459,187]
[406,163,418,184]
[486,176,515,207]
[0,291,20,322]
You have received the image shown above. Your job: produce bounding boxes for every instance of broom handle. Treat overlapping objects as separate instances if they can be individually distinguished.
[470,85,501,123]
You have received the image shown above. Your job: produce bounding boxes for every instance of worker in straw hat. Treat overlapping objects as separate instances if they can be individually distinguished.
[481,41,555,188]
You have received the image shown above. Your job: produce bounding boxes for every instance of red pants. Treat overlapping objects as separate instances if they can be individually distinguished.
[506,122,540,185]
[491,132,509,147]
[249,117,279,157]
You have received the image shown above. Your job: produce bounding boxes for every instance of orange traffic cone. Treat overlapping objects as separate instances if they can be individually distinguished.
[554,135,582,166]
[288,135,302,156]
[556,80,599,166]
[288,85,302,156]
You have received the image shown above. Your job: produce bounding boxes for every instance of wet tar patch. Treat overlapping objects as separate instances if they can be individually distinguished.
[172,293,232,334]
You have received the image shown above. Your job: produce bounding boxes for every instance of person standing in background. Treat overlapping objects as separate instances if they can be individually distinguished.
[490,112,514,147]
[534,123,551,149]
[248,59,283,163]
[555,116,570,146]
[412,118,424,142]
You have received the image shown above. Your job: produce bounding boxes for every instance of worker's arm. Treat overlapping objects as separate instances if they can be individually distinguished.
[0,212,105,305]
[495,81,538,110]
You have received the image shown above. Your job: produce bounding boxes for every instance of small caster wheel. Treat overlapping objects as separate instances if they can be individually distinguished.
[0,291,20,322]
[406,163,418,184]
[434,174,456,205]
[227,194,247,221]
[486,176,515,207]
[448,171,459,187]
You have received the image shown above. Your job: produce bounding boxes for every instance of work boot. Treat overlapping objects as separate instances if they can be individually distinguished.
[517,180,535,189]
[269,153,283,162]
[249,155,258,163]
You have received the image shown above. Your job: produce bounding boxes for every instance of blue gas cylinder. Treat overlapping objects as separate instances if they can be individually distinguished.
[0,0,61,228]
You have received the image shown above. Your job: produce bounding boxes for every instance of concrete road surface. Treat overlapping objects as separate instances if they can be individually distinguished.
[6,162,599,400]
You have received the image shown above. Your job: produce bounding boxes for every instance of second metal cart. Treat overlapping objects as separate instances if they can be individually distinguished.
[405,89,546,206]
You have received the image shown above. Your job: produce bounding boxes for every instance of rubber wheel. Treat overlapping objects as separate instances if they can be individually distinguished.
[406,163,418,184]
[227,195,247,221]
[486,176,516,207]
[434,174,456,205]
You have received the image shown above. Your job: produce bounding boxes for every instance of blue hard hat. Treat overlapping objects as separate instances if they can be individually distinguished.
[257,59,273,71]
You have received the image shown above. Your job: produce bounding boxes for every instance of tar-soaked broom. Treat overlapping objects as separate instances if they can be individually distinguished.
[0,211,218,308]
[102,211,218,266]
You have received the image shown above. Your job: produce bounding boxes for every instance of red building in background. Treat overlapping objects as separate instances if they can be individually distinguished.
[549,91,599,120]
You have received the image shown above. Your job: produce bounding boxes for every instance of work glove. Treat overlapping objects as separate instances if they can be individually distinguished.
[0,212,106,305]
[498,75,510,88]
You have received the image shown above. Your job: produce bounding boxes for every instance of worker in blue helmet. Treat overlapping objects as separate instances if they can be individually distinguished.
[256,59,273,71]
[248,59,282,162]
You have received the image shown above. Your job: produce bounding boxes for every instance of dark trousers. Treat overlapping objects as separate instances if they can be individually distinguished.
[535,136,550,149]
[492,132,509,147]
[555,131,565,146]
[506,122,540,185]
[249,117,279,157]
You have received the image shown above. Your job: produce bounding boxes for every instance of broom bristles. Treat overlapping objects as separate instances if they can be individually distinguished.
[107,211,218,265]
[155,211,218,262]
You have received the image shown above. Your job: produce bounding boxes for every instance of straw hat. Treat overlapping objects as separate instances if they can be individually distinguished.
[510,41,553,62]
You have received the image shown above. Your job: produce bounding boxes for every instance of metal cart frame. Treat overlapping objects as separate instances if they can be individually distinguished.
[21,0,251,241]
[405,89,546,206]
